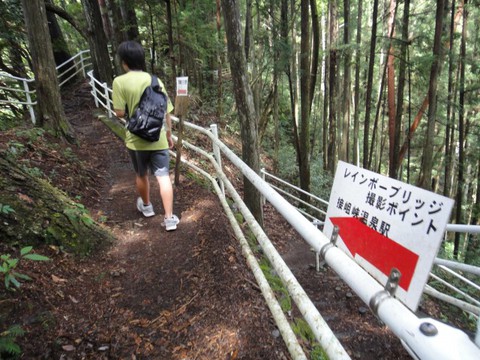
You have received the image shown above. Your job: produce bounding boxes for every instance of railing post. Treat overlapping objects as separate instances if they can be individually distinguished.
[476,317,480,348]
[80,52,86,78]
[23,79,35,124]
[261,168,266,206]
[88,71,99,108]
[103,82,112,118]
[312,219,324,272]
[210,124,224,195]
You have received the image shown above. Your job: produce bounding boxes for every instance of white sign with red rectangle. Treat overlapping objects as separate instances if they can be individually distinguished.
[176,76,188,96]
[322,161,454,310]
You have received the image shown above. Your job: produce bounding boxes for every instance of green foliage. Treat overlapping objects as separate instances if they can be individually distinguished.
[268,142,332,220]
[21,166,43,178]
[5,141,25,160]
[14,127,45,142]
[259,258,292,312]
[0,324,24,358]
[291,319,328,360]
[55,1,88,53]
[0,0,26,53]
[62,147,77,162]
[291,318,315,343]
[310,344,328,360]
[0,246,50,290]
[64,202,94,226]
[0,204,15,215]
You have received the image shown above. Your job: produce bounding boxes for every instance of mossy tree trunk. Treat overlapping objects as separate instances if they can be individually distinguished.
[21,0,76,143]
[0,157,113,255]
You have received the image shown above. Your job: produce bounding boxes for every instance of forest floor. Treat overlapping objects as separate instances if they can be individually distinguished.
[0,80,442,359]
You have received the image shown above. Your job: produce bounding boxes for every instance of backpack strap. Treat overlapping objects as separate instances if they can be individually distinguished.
[151,75,161,91]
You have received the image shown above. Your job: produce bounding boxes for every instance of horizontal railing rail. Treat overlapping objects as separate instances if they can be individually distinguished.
[0,49,92,124]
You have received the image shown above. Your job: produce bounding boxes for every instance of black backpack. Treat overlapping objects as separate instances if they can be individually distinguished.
[126,75,168,142]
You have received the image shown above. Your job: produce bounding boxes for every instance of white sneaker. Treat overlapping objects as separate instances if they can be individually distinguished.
[163,214,180,231]
[136,197,155,217]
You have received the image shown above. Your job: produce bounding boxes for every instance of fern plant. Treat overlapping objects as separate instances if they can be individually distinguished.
[0,325,24,358]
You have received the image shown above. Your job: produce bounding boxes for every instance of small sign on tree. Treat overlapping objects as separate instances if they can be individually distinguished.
[174,77,190,185]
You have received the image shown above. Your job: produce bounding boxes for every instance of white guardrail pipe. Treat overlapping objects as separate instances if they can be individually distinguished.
[170,147,308,360]
[170,116,480,360]
[173,130,351,359]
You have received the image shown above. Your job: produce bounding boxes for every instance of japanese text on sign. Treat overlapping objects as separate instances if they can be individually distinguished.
[335,167,447,238]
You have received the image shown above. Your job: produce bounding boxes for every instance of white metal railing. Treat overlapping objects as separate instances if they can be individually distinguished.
[88,77,349,359]
[87,70,114,117]
[86,71,480,359]
[0,50,92,124]
[0,73,36,122]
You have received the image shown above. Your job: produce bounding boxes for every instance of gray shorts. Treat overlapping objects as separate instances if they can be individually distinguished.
[128,149,170,177]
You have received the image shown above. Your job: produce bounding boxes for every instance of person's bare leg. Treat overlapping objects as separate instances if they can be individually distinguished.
[156,175,173,218]
[136,175,151,205]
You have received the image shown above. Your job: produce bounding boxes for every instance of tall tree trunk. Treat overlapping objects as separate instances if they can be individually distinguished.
[286,0,301,170]
[387,0,398,178]
[252,1,261,115]
[221,0,263,227]
[280,0,300,169]
[394,0,410,181]
[270,0,279,172]
[146,1,156,72]
[216,0,224,117]
[444,0,458,198]
[310,10,323,159]
[327,0,338,174]
[119,0,139,41]
[398,1,463,171]
[322,11,329,170]
[81,0,113,85]
[465,157,480,263]
[352,0,363,166]
[244,0,252,62]
[454,1,467,259]
[363,0,379,169]
[369,56,387,169]
[340,0,351,163]
[166,0,177,87]
[105,0,125,75]
[299,0,311,191]
[418,0,445,190]
[20,0,75,143]
[98,0,112,42]
[45,0,76,84]
[309,0,319,111]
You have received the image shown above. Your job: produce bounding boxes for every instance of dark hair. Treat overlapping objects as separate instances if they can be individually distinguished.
[117,41,146,71]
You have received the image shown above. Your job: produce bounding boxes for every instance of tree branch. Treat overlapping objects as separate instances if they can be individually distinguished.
[44,2,88,41]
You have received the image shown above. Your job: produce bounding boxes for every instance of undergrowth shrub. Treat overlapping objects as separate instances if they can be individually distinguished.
[0,325,24,359]
[0,246,50,357]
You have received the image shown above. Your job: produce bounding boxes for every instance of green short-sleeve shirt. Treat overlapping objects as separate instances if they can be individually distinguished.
[112,71,174,151]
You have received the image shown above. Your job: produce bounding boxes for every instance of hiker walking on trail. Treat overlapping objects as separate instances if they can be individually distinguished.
[112,40,179,231]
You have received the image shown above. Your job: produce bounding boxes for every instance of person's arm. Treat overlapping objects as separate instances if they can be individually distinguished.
[112,79,126,119]
[114,109,126,118]
[165,113,174,149]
